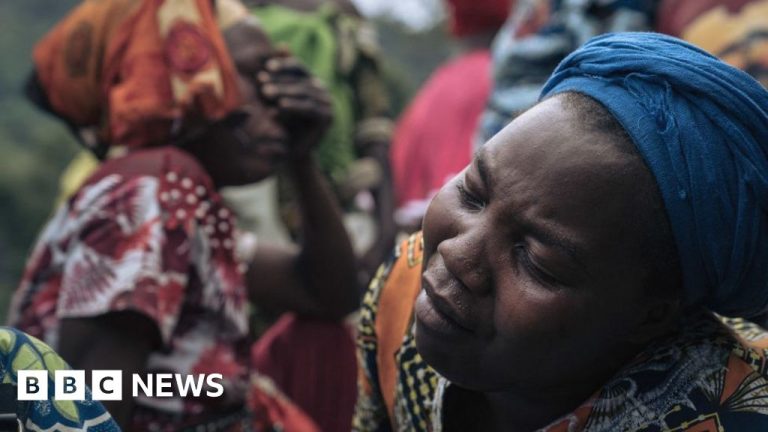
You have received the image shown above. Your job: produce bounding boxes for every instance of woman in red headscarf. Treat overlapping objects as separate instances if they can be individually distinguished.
[389,0,511,231]
[9,0,357,430]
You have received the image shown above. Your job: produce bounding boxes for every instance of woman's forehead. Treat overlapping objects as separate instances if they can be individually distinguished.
[475,98,644,239]
[482,97,632,178]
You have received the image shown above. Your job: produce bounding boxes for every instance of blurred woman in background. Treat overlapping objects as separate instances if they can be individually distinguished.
[389,0,510,231]
[9,0,357,430]
[246,0,397,287]
[476,0,656,146]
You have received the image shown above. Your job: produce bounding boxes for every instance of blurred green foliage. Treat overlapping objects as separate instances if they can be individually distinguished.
[0,0,451,322]
[0,0,81,320]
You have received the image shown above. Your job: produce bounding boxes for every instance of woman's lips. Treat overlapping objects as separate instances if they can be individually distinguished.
[417,273,476,335]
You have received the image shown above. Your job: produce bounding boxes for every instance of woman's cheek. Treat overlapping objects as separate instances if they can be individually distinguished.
[493,272,582,336]
[422,185,461,250]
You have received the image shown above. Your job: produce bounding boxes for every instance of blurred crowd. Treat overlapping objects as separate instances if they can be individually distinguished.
[2,0,768,431]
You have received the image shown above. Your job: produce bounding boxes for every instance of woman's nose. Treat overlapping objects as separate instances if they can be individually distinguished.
[437,227,492,296]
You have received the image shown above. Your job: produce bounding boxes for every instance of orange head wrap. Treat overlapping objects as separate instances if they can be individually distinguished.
[32,0,247,155]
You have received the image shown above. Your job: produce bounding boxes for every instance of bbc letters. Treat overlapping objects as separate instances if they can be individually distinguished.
[17,371,224,401]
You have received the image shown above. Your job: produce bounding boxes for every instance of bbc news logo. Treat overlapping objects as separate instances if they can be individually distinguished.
[17,371,224,401]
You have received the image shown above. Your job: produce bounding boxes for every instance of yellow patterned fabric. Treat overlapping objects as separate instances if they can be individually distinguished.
[353,232,439,431]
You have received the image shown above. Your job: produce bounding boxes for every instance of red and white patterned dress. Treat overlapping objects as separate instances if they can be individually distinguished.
[9,146,251,429]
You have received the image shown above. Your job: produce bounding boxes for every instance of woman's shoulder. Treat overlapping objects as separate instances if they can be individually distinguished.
[722,316,768,347]
[358,232,424,367]
[355,232,434,431]
[70,147,217,212]
[576,314,768,432]
[91,147,212,186]
[60,146,225,238]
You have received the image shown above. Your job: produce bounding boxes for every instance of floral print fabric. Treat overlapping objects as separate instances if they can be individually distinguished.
[9,147,250,429]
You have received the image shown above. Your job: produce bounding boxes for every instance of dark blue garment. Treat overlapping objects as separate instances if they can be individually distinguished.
[541,32,768,317]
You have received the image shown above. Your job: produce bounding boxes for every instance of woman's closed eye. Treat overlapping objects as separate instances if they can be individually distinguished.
[457,180,486,211]
[514,244,564,288]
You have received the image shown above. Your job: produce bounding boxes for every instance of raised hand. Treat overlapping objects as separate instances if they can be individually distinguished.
[256,52,333,160]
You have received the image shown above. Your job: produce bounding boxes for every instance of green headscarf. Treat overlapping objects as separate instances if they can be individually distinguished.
[252,3,356,185]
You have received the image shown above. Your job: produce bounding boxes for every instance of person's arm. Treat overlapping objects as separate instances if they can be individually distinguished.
[246,54,359,320]
[358,138,397,284]
[247,157,359,320]
[56,312,159,429]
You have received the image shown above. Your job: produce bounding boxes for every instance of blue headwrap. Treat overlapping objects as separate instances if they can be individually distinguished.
[541,33,768,317]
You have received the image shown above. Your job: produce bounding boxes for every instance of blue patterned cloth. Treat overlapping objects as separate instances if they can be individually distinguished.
[0,327,120,431]
[542,32,768,317]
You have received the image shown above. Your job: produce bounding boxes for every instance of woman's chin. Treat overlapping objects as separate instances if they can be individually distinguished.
[414,316,476,387]
[414,314,508,391]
